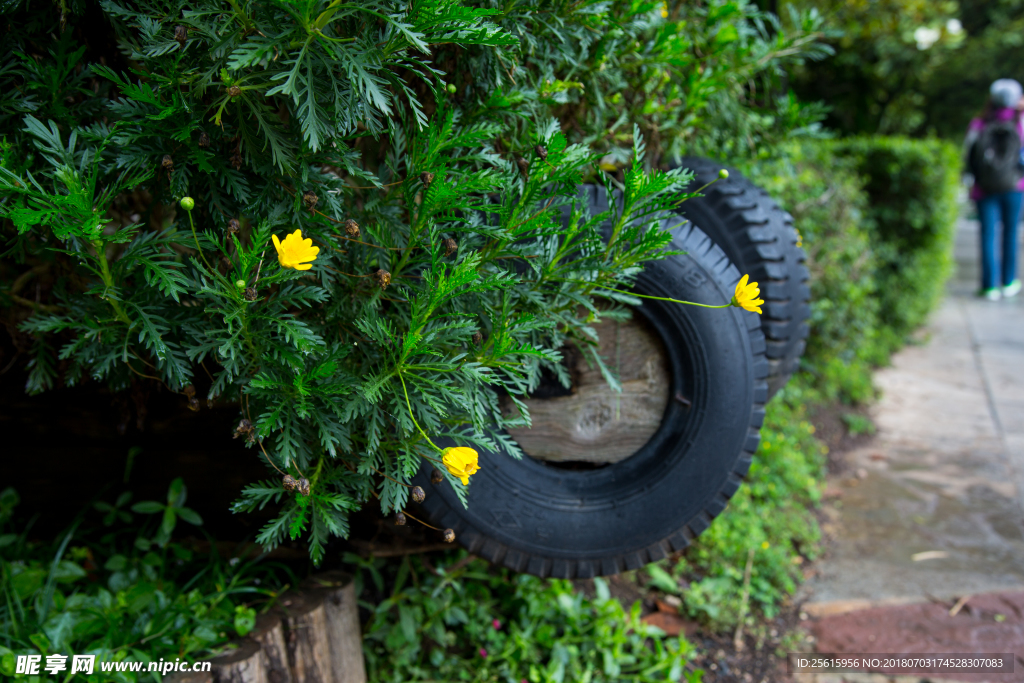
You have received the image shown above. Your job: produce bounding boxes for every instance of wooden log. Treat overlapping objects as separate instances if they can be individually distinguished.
[248,613,292,683]
[280,592,332,683]
[303,571,367,683]
[162,671,213,683]
[209,639,266,683]
[503,315,670,463]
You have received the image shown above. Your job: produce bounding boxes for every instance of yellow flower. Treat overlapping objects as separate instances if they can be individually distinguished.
[272,229,319,271]
[730,274,764,314]
[442,446,480,486]
[761,541,770,550]
[795,230,803,248]
[660,3,668,18]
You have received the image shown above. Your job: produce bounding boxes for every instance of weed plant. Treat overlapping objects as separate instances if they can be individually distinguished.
[348,550,701,683]
[0,484,293,681]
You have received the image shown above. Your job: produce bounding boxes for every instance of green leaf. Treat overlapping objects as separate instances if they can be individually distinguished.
[167,477,187,508]
[176,507,203,526]
[161,507,177,535]
[234,605,257,637]
[104,555,127,571]
[646,564,680,595]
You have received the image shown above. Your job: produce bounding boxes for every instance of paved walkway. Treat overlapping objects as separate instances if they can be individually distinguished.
[793,209,1024,681]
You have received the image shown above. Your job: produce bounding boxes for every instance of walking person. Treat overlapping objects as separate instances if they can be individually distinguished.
[964,78,1024,300]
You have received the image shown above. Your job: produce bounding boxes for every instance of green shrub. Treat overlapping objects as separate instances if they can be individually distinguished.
[827,136,960,349]
[738,141,882,403]
[347,550,699,683]
[0,0,833,566]
[0,485,290,682]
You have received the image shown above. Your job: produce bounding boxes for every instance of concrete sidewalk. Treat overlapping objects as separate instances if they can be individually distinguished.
[798,212,1024,614]
[792,211,1024,681]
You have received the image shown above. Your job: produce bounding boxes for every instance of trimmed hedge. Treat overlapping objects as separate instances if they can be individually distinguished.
[828,137,961,351]
[738,135,960,401]
[739,142,879,404]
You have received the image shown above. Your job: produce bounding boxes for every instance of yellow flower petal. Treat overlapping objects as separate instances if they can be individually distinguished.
[443,447,480,485]
[731,274,763,315]
[273,229,320,270]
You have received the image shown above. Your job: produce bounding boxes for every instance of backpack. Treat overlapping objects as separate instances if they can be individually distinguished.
[970,118,1024,194]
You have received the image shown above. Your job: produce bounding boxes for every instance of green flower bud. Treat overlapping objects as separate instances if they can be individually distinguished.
[446,83,457,94]
[180,197,195,211]
[718,169,729,179]
[235,280,246,289]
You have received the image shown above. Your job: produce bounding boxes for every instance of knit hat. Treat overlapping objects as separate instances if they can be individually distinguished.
[990,79,1023,108]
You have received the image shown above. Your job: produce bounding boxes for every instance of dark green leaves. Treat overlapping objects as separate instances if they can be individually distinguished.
[2,0,828,566]
[130,478,203,546]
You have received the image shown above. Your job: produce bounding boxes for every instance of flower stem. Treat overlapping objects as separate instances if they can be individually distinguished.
[92,240,132,325]
[680,175,722,201]
[401,509,441,531]
[398,372,443,454]
[186,209,218,274]
[594,284,731,309]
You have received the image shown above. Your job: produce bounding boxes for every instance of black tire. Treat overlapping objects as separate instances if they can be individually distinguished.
[411,185,767,579]
[668,157,810,398]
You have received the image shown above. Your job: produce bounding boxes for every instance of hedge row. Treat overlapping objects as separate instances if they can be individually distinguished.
[741,135,961,402]
[674,135,961,629]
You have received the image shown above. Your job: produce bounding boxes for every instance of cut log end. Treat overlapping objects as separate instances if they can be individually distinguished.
[504,315,670,464]
[162,671,213,683]
[187,574,365,683]
[209,639,266,683]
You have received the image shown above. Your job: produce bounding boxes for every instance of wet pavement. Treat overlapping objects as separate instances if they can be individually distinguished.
[793,207,1024,681]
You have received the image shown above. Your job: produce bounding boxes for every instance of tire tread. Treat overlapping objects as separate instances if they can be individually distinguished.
[670,157,811,397]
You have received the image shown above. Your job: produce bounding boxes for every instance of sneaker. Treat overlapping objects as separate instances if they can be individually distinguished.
[1004,279,1022,298]
[981,288,1002,301]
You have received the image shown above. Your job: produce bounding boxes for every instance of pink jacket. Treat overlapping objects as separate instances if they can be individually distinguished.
[965,107,1024,199]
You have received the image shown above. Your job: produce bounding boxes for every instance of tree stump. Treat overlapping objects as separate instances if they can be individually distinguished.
[249,613,292,683]
[280,592,332,683]
[303,571,367,683]
[501,315,670,464]
[163,671,213,683]
[209,639,266,683]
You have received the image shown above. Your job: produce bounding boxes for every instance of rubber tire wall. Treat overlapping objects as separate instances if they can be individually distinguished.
[410,185,768,579]
[670,157,810,398]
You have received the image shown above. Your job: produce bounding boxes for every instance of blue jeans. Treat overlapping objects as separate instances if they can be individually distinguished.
[976,190,1022,290]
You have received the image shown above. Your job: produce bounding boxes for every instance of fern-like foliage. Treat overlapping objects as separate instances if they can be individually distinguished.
[0,0,829,562]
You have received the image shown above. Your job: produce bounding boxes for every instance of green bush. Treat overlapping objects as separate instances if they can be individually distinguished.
[738,141,881,403]
[347,550,699,683]
[828,136,960,350]
[0,0,833,566]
